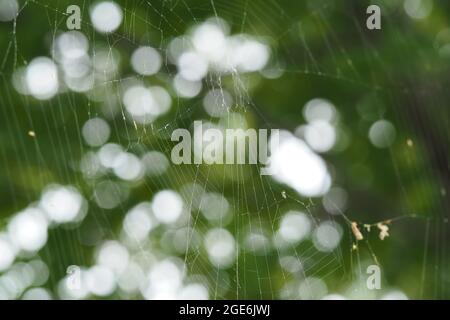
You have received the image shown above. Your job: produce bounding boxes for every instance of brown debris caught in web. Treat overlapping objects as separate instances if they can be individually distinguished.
[377,222,390,240]
[351,222,364,241]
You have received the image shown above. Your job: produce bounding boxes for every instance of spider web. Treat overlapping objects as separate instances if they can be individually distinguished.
[0,0,448,300]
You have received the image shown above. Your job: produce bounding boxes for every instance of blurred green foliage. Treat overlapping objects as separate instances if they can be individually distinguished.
[0,0,449,299]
